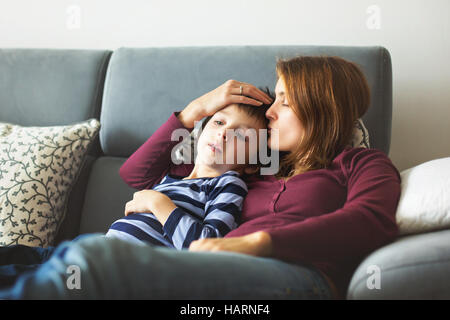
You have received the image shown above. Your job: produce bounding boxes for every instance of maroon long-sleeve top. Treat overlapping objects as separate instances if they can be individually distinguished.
[119,112,402,299]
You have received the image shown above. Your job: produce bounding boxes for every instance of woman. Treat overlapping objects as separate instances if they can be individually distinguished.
[0,56,401,300]
[117,55,401,299]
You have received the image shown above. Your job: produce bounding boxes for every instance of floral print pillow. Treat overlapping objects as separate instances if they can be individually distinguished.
[0,119,100,247]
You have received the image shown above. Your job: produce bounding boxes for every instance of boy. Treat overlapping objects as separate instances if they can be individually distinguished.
[105,99,272,250]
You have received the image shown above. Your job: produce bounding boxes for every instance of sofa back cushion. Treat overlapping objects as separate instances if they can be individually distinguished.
[0,49,112,243]
[0,49,110,126]
[99,46,392,158]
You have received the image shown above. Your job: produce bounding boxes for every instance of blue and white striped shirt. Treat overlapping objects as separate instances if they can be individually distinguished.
[106,170,248,249]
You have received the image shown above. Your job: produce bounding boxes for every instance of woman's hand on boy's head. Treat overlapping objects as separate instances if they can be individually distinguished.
[180,80,273,128]
[187,80,273,118]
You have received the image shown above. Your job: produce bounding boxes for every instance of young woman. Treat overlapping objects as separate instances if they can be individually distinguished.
[0,56,401,300]
[120,55,400,299]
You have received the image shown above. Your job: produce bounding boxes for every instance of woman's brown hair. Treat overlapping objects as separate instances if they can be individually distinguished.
[275,55,370,178]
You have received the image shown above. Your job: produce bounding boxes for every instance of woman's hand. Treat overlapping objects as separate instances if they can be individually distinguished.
[178,80,273,128]
[188,231,273,257]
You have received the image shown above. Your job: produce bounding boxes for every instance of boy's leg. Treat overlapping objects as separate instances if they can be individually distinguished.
[0,234,333,300]
[0,245,55,288]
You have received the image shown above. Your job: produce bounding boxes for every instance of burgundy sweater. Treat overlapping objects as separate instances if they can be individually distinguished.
[119,112,402,299]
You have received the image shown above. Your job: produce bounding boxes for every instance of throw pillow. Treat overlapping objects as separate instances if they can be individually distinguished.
[0,119,100,247]
[349,118,370,149]
[396,157,450,235]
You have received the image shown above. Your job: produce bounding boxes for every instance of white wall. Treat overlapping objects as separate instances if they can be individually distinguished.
[1,0,449,172]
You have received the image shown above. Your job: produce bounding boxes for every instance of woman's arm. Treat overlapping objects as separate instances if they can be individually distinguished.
[267,149,401,267]
[189,230,273,257]
[119,112,196,190]
[188,150,400,264]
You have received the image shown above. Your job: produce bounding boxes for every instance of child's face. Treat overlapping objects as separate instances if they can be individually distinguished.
[196,104,266,173]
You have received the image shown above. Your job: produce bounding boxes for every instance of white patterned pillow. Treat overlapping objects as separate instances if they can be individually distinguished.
[0,119,100,247]
[174,118,370,162]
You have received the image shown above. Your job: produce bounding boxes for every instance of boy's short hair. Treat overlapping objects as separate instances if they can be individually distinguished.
[201,87,274,131]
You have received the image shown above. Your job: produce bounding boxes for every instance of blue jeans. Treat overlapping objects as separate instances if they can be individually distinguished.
[0,245,55,288]
[0,234,334,299]
[0,234,92,289]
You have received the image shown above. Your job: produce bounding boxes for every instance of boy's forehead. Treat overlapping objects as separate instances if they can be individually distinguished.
[215,106,235,117]
[215,107,263,129]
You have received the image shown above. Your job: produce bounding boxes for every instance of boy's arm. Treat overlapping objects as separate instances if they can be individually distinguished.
[162,177,248,250]
[148,195,177,226]
[125,189,176,226]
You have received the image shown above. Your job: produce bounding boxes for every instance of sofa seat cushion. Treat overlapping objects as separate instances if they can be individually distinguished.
[347,229,450,299]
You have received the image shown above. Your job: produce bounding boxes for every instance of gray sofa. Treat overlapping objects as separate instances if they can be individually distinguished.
[1,46,448,299]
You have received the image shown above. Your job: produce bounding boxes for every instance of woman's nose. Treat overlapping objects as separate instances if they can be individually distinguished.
[265,105,277,121]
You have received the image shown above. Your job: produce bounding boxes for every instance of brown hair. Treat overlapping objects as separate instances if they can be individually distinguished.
[275,55,370,178]
[201,87,273,131]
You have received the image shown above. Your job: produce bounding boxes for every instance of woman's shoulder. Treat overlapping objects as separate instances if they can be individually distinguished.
[336,145,388,161]
[336,146,391,164]
[336,146,400,180]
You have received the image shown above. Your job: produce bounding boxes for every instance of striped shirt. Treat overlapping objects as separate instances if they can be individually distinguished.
[106,170,248,249]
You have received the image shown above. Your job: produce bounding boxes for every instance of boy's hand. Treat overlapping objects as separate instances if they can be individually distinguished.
[125,190,168,216]
[125,190,177,226]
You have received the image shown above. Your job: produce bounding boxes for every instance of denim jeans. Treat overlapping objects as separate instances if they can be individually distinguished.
[0,234,94,289]
[0,245,55,288]
[0,234,334,300]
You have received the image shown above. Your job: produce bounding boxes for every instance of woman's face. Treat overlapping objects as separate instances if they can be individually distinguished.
[265,77,304,152]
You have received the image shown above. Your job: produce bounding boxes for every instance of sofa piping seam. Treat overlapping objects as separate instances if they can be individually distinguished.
[349,257,450,296]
